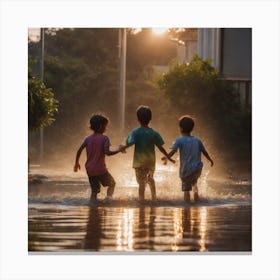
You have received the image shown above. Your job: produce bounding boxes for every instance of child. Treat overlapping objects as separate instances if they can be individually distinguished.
[163,115,214,203]
[74,114,124,202]
[124,105,174,201]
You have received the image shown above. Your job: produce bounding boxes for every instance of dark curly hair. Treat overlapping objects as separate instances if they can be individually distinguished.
[90,114,109,133]
[179,115,195,133]
[136,105,152,125]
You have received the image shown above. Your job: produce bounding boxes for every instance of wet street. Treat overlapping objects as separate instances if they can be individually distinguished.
[29,199,251,252]
[28,167,251,253]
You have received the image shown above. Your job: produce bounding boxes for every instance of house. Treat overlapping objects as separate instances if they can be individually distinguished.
[198,28,252,107]
[178,28,252,107]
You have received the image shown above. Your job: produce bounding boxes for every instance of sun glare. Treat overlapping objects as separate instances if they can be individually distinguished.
[152,28,168,35]
[28,28,41,42]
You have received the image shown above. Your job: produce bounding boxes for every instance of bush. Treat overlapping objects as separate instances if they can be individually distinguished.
[28,74,59,131]
[158,55,251,153]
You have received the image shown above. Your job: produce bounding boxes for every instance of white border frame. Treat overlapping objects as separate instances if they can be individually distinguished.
[1,0,280,279]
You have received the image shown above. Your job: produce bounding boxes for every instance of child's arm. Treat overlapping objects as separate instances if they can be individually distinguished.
[118,143,133,153]
[156,145,176,163]
[74,143,86,172]
[104,145,127,156]
[202,149,214,166]
[161,149,177,164]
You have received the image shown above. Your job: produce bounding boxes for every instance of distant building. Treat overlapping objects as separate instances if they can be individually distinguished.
[177,40,198,64]
[152,28,252,108]
[198,28,252,107]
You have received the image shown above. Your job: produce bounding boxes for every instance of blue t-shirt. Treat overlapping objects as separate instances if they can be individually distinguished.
[172,136,205,178]
[126,127,164,169]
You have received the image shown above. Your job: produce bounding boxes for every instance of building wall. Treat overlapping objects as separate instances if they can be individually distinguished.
[198,28,221,70]
[177,45,187,64]
[198,28,252,107]
[186,40,198,62]
[177,40,198,64]
[222,28,252,79]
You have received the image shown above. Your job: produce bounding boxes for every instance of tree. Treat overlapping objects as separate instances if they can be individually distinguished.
[158,55,251,155]
[28,28,178,161]
[28,68,59,131]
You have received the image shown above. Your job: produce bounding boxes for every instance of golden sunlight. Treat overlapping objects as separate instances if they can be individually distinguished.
[152,28,168,35]
[116,209,134,251]
[198,207,208,252]
[171,208,183,252]
[28,28,41,42]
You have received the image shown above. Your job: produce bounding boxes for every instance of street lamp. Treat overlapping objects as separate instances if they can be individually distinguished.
[118,28,170,132]
[118,28,126,133]
[39,28,44,165]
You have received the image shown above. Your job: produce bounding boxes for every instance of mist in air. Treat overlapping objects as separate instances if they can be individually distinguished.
[28,28,252,253]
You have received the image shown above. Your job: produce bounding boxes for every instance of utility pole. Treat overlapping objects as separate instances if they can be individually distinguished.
[39,28,44,165]
[118,28,127,133]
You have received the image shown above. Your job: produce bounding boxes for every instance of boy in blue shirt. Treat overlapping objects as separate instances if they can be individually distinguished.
[163,115,214,202]
[124,105,174,201]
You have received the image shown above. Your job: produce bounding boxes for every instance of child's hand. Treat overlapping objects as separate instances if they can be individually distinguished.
[161,156,167,165]
[161,156,175,164]
[169,158,176,164]
[166,156,175,164]
[74,163,80,172]
[209,159,214,167]
[119,145,126,153]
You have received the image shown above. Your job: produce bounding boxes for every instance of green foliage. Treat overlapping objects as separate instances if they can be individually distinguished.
[28,28,176,134]
[158,55,251,151]
[29,29,121,148]
[28,71,59,131]
[158,55,230,115]
[28,28,178,159]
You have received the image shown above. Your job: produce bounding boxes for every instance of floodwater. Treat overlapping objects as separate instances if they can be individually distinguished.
[28,165,251,253]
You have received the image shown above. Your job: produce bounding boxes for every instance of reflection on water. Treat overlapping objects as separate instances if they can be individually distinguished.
[116,208,134,251]
[198,207,207,252]
[29,204,251,252]
[28,165,251,252]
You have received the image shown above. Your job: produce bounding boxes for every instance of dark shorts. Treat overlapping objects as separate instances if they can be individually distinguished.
[181,169,202,191]
[135,168,154,185]
[88,172,115,194]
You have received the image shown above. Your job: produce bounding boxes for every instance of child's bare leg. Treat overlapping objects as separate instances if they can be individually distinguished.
[147,172,156,200]
[90,192,97,201]
[136,168,146,201]
[193,185,199,202]
[89,176,99,202]
[138,183,145,201]
[107,185,115,198]
[184,191,190,202]
[148,180,156,200]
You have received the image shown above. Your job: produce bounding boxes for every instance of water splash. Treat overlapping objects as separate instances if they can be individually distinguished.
[28,164,251,207]
[199,169,210,198]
